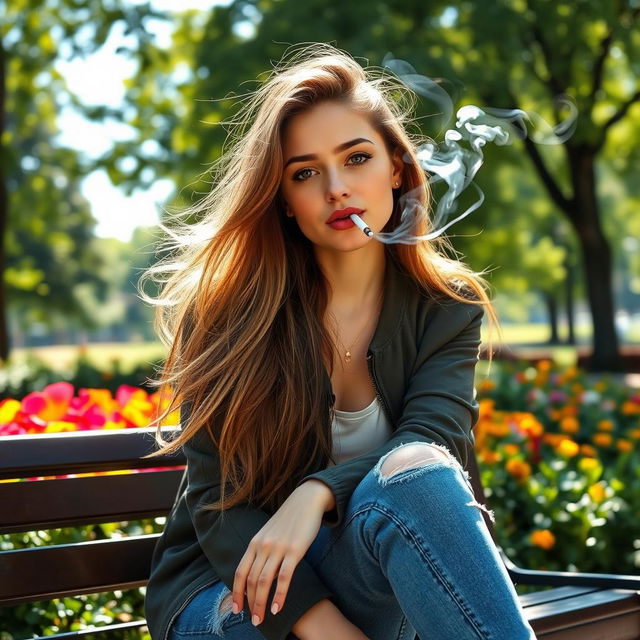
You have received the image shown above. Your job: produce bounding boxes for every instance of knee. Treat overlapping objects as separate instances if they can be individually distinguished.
[379,442,453,480]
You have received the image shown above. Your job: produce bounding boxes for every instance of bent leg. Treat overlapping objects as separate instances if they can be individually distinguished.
[308,442,536,640]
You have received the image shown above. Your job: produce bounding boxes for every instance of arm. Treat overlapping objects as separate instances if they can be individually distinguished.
[300,301,484,528]
[181,402,334,640]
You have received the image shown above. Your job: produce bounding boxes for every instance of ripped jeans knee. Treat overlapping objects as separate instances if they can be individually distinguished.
[373,441,495,524]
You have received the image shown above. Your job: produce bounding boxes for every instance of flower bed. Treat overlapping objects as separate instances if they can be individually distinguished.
[475,360,640,584]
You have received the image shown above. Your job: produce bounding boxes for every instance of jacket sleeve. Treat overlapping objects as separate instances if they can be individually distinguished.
[299,301,484,528]
[181,401,335,640]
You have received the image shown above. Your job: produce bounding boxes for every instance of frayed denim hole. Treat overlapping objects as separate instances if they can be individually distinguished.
[204,584,240,636]
[373,441,463,488]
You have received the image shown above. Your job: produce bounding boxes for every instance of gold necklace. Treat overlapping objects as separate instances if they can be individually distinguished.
[332,289,384,364]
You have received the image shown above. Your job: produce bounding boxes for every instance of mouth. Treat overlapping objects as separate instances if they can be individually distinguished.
[326,208,364,224]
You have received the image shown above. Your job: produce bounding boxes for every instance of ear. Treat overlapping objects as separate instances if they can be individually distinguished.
[390,148,404,187]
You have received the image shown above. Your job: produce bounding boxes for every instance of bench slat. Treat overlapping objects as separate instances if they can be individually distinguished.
[0,469,184,533]
[0,535,160,605]
[523,587,640,638]
[0,428,185,480]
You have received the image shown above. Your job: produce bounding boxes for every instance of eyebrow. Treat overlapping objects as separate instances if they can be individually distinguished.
[284,137,375,169]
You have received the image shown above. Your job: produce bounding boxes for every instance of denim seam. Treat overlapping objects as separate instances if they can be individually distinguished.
[366,501,490,640]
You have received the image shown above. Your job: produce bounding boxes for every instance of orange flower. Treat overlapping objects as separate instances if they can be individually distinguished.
[479,450,502,464]
[521,415,544,437]
[616,439,633,452]
[556,438,579,458]
[571,383,583,394]
[506,458,531,482]
[580,444,598,458]
[597,419,614,431]
[478,379,496,392]
[621,402,640,415]
[593,432,612,447]
[559,417,579,434]
[628,428,640,440]
[537,360,553,372]
[531,529,555,550]
[503,443,520,457]
[588,482,606,503]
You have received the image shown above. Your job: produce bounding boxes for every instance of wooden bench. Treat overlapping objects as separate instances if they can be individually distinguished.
[1,427,639,639]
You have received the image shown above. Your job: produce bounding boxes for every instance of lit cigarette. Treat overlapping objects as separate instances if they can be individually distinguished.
[349,213,373,237]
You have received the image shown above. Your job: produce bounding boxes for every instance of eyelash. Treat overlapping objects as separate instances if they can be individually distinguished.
[292,152,373,182]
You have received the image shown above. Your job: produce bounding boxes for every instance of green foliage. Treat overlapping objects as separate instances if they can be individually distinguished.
[0,520,162,639]
[0,351,163,400]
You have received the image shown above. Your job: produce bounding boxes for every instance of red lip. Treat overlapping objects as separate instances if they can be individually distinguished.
[326,207,364,224]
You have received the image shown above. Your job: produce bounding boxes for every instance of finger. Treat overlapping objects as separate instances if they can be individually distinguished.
[246,552,271,620]
[232,548,256,614]
[251,555,283,625]
[270,554,298,616]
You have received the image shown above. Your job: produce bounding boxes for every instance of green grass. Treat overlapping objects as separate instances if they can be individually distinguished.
[7,321,638,376]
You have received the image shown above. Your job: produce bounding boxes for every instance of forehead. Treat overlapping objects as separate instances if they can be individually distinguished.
[282,101,380,156]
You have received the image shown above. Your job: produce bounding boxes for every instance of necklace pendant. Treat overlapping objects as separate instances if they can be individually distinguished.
[344,351,352,363]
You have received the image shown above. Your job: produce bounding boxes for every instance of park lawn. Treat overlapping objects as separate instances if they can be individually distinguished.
[8,322,611,375]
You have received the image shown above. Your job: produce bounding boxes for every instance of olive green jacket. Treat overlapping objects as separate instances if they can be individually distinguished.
[144,254,484,640]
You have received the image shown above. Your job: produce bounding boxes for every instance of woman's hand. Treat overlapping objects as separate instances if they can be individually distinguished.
[232,479,334,626]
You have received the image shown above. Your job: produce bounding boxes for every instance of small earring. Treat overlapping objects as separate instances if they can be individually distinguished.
[394,181,400,188]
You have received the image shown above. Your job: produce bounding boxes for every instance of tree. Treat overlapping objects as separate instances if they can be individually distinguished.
[116,0,639,371]
[1,0,166,360]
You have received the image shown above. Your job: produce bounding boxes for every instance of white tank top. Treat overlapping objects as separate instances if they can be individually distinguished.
[328,397,393,466]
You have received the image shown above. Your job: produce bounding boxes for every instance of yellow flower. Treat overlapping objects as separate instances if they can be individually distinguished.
[588,482,606,503]
[531,529,555,550]
[578,457,599,472]
[45,421,76,433]
[560,417,579,434]
[503,443,520,457]
[0,399,21,424]
[597,419,614,431]
[506,458,531,482]
[593,432,612,447]
[616,439,633,452]
[556,439,579,457]
[580,444,598,458]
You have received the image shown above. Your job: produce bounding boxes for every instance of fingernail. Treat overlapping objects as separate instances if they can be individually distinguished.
[271,602,279,615]
[252,614,260,626]
[232,602,239,614]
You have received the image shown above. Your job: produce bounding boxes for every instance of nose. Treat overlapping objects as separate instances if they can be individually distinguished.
[325,170,351,202]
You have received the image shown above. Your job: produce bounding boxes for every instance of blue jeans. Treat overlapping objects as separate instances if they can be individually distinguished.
[168,444,536,639]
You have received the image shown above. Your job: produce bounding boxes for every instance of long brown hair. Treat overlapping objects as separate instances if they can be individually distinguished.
[140,43,501,513]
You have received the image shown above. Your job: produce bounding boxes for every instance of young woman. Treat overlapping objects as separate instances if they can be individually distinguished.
[143,44,536,640]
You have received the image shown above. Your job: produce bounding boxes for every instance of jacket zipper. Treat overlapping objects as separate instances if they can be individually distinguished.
[367,350,394,426]
[162,577,219,640]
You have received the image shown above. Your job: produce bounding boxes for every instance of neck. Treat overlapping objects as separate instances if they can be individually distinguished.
[313,242,386,310]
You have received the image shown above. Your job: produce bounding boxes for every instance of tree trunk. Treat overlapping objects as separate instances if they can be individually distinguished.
[544,291,560,344]
[565,254,576,345]
[567,146,622,372]
[0,39,8,362]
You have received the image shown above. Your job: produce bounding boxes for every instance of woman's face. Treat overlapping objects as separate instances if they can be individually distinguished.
[280,100,403,253]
